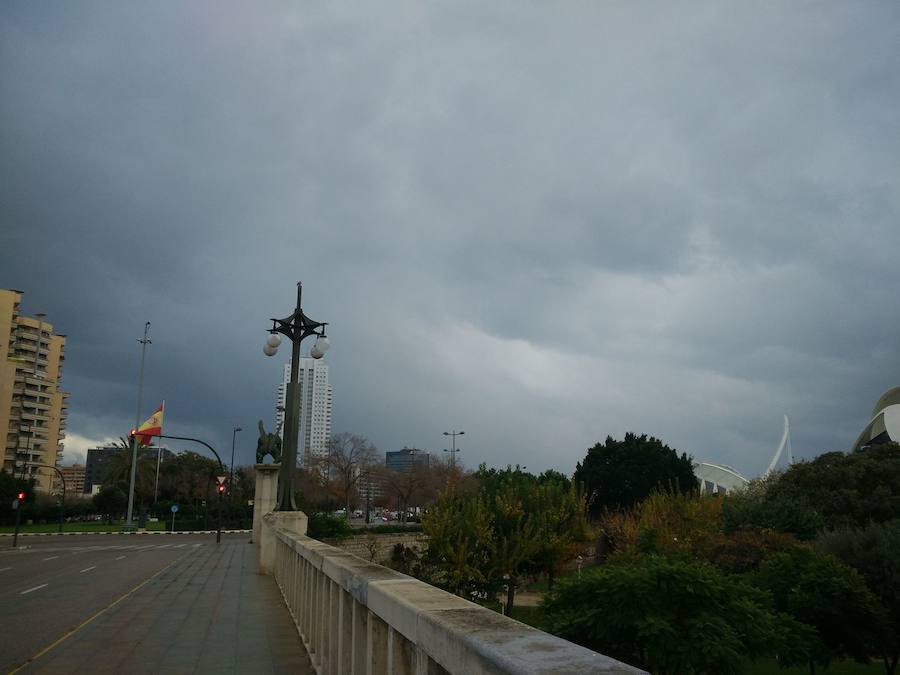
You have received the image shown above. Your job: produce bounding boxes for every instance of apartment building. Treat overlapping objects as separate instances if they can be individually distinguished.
[0,289,69,493]
[275,358,332,468]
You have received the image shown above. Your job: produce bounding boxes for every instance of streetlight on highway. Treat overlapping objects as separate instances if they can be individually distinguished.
[443,430,464,472]
[263,282,330,511]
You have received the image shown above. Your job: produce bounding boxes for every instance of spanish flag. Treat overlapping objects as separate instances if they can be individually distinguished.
[133,402,164,446]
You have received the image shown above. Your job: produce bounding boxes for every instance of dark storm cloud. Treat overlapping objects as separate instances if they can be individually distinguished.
[2,2,899,478]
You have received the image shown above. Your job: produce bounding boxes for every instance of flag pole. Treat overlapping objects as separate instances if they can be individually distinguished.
[153,400,165,504]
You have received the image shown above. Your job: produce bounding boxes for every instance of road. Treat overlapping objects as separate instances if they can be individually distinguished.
[0,533,313,674]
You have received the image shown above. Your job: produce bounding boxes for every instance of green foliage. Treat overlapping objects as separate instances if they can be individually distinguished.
[307,512,353,540]
[423,469,590,611]
[722,477,824,540]
[768,444,900,530]
[542,554,813,675]
[816,520,900,673]
[92,485,127,522]
[574,433,698,516]
[753,548,887,670]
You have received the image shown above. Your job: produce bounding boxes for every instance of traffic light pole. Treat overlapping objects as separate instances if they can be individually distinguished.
[154,434,225,544]
[12,496,22,548]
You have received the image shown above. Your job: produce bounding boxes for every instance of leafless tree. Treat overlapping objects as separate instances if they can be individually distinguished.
[323,432,378,519]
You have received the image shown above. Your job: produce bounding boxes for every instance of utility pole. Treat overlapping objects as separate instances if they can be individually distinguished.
[443,430,464,472]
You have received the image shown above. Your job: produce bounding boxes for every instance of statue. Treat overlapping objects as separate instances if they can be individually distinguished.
[256,419,283,464]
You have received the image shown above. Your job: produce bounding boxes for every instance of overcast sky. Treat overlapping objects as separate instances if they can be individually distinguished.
[2,2,899,478]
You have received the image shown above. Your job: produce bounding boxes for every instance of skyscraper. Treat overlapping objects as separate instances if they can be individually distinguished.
[0,289,69,493]
[275,358,332,468]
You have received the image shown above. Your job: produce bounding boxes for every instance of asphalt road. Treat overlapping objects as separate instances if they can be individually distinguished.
[0,533,293,674]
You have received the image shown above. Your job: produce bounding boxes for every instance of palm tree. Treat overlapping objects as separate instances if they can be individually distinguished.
[102,438,156,506]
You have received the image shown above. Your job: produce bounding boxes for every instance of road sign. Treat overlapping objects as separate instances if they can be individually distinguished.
[216,475,227,486]
[171,504,179,513]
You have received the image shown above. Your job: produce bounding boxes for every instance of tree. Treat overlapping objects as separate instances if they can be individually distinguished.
[816,521,900,675]
[323,432,377,519]
[574,433,698,517]
[542,554,813,675]
[379,464,429,522]
[722,476,824,540]
[93,486,127,523]
[754,547,887,674]
[423,468,590,613]
[767,444,900,530]
[102,438,156,506]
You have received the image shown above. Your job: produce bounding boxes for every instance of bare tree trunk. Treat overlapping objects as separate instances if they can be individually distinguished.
[505,581,516,616]
[809,659,816,675]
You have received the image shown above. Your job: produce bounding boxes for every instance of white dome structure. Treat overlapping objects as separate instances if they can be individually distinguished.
[851,386,900,452]
[693,462,749,495]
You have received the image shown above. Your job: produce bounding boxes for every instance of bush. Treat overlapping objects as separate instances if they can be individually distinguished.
[542,554,813,675]
[753,548,887,671]
[307,512,353,540]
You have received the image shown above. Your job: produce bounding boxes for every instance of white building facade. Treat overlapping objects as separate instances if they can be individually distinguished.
[276,358,332,467]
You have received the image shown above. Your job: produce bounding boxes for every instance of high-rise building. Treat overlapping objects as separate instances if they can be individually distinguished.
[84,444,175,495]
[385,448,431,473]
[0,289,69,493]
[54,463,86,494]
[275,358,332,467]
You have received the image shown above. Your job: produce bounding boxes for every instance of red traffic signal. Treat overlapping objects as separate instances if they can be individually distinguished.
[16,491,25,501]
[217,484,226,494]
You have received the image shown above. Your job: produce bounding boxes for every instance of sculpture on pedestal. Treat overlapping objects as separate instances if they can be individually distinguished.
[256,420,283,464]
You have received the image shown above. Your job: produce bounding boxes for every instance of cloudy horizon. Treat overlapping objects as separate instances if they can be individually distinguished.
[3,2,899,479]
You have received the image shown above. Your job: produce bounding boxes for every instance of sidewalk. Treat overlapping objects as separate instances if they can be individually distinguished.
[15,538,314,675]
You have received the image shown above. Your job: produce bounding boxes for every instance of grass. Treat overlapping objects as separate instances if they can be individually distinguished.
[744,659,884,674]
[0,520,169,534]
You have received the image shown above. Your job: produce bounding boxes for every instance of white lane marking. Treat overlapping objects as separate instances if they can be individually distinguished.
[43,556,59,561]
[0,566,12,572]
[115,556,126,560]
[191,544,201,548]
[173,544,186,549]
[156,544,171,549]
[21,584,48,595]
[137,545,156,550]
[79,566,96,573]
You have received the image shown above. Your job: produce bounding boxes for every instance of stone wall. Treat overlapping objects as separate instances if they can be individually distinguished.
[323,532,429,565]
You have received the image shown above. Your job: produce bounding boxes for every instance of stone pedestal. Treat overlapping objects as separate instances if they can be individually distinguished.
[252,463,280,545]
[259,511,308,574]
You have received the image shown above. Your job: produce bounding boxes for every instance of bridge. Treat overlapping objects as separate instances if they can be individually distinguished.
[1,467,644,674]
[253,464,645,675]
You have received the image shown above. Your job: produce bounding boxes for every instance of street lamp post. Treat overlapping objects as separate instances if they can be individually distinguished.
[263,282,330,511]
[443,430,464,472]
[230,426,242,498]
[126,322,151,530]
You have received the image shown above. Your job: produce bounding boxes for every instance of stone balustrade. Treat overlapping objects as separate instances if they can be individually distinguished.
[265,522,646,675]
[253,464,645,675]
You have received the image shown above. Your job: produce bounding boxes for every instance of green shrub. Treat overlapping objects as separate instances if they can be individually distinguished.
[542,553,813,675]
[307,512,353,540]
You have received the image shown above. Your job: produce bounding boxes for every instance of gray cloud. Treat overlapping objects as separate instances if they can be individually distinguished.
[2,1,899,478]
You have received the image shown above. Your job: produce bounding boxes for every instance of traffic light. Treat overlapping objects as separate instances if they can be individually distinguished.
[217,483,225,495]
[16,490,25,502]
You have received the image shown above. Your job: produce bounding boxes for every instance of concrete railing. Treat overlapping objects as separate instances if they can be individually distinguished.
[267,523,646,675]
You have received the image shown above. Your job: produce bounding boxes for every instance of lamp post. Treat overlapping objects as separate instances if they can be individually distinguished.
[443,430,464,472]
[126,322,151,530]
[263,282,330,511]
[230,426,242,497]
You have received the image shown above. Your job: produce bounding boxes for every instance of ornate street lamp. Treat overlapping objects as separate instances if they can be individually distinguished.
[263,282,329,511]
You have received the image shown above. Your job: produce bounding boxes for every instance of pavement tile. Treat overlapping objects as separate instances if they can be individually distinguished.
[18,539,313,674]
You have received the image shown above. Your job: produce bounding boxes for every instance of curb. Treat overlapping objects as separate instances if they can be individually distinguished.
[0,529,252,537]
